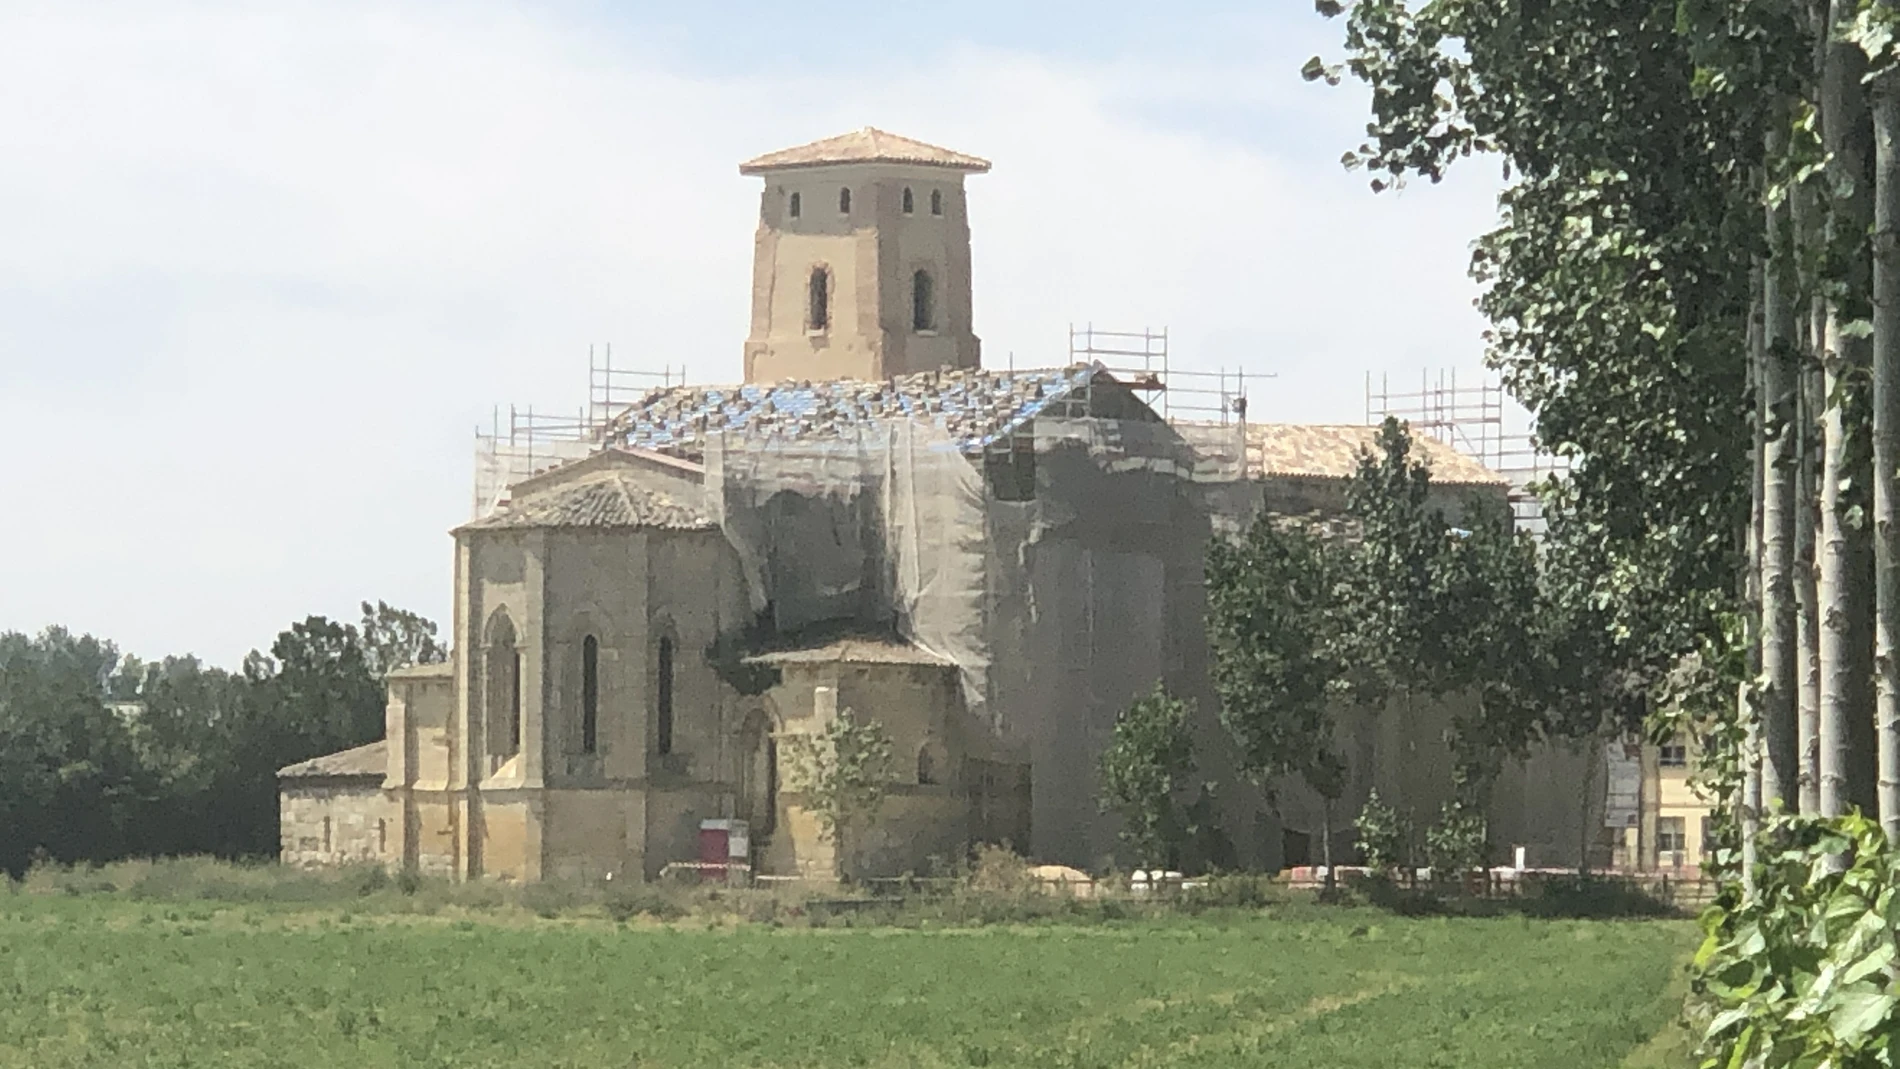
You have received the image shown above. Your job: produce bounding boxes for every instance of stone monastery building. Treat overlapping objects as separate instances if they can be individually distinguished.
[279,129,1596,882]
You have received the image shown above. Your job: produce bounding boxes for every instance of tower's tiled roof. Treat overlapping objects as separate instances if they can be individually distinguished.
[601,364,1108,459]
[740,127,991,175]
[461,473,715,532]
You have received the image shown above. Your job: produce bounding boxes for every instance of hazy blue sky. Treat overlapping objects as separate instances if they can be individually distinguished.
[0,0,1505,665]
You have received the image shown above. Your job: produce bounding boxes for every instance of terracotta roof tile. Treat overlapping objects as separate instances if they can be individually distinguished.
[1246,424,1506,486]
[740,127,991,175]
[278,740,386,780]
[601,364,1111,459]
[745,638,954,666]
[464,473,715,532]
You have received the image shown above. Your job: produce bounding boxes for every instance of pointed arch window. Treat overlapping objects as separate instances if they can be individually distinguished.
[902,187,915,214]
[838,187,852,214]
[930,189,944,216]
[656,636,675,756]
[808,267,830,332]
[483,611,522,760]
[912,269,935,332]
[788,191,801,219]
[581,635,599,755]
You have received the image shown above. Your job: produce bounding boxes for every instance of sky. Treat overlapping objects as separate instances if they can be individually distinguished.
[0,0,1507,667]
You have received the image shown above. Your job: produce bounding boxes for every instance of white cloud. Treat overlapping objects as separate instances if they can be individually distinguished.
[0,1,1505,663]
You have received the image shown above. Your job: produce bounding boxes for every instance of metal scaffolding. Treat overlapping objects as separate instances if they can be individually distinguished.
[1364,368,1569,532]
[1068,323,1264,425]
[472,345,688,517]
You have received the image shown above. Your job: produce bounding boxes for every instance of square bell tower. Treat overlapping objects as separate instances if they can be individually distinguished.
[739,128,990,384]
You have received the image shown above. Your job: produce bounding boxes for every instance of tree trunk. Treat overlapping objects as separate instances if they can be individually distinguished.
[1321,796,1336,892]
[1742,266,1766,883]
[1762,119,1801,813]
[1797,0,1829,819]
[1819,0,1876,819]
[1799,319,1826,815]
[1873,55,1900,841]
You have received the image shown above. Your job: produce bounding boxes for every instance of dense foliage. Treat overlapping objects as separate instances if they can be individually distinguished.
[1097,683,1200,869]
[1694,814,1900,1067]
[0,601,443,876]
[1313,0,1900,1063]
[1206,418,1587,842]
[1312,0,1757,731]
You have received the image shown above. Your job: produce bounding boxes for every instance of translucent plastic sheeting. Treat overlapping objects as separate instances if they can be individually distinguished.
[472,438,595,520]
[705,423,991,720]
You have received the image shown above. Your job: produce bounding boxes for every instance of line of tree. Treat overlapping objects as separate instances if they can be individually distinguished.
[1307,1,1900,1062]
[1207,419,1614,866]
[1101,420,1607,878]
[0,601,444,877]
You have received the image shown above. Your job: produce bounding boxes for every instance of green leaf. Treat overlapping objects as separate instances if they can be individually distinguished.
[1829,986,1897,1044]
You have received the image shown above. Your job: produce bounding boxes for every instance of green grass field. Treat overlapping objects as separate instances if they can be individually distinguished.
[0,886,1694,1069]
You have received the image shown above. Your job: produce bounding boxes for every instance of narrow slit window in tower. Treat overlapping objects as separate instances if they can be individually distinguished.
[808,267,829,331]
[838,187,852,214]
[902,187,915,214]
[581,635,599,754]
[930,189,943,216]
[656,636,675,756]
[912,269,934,332]
[788,191,801,218]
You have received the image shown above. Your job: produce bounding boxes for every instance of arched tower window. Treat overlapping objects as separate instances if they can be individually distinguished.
[808,267,830,332]
[788,191,801,218]
[930,189,943,216]
[838,187,852,214]
[917,744,937,785]
[912,269,935,332]
[483,611,521,760]
[580,635,599,755]
[901,187,915,214]
[656,635,675,756]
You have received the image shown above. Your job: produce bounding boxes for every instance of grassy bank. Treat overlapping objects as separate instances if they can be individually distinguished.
[1,861,1693,1069]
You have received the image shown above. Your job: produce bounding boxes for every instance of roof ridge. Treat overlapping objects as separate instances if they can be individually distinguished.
[740,128,991,175]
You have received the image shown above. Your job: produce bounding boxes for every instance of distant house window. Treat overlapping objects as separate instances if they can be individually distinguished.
[808,267,830,331]
[839,187,852,214]
[917,745,938,785]
[656,636,675,756]
[322,816,332,854]
[902,187,915,214]
[1657,816,1687,855]
[912,269,935,332]
[377,818,388,854]
[1659,741,1688,768]
[788,191,801,218]
[930,189,943,216]
[581,636,599,755]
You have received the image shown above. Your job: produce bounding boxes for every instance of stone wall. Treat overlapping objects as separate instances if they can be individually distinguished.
[280,781,395,869]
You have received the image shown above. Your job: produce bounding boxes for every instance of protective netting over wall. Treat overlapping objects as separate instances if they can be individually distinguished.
[700,415,1245,742]
[704,422,992,720]
[1030,417,1248,484]
[473,439,595,520]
